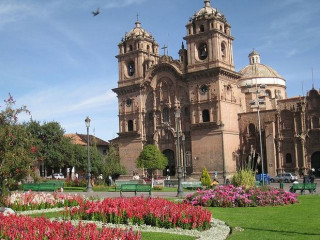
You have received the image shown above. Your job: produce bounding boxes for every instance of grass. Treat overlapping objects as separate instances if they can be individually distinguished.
[211,195,320,239]
[26,193,320,239]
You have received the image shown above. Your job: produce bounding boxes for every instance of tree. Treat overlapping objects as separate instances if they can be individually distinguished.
[136,144,168,177]
[200,167,212,187]
[103,143,126,180]
[26,121,74,175]
[0,94,36,192]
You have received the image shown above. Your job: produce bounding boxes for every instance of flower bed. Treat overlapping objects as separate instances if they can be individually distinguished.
[0,214,141,240]
[63,197,212,231]
[3,191,84,211]
[184,185,298,207]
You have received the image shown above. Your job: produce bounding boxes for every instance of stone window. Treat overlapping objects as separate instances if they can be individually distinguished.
[126,98,132,107]
[249,123,256,136]
[200,85,208,94]
[129,45,133,51]
[184,107,190,117]
[128,120,133,131]
[202,109,210,122]
[198,43,208,60]
[200,25,205,32]
[163,107,169,122]
[128,61,135,76]
[221,42,226,58]
[285,153,292,164]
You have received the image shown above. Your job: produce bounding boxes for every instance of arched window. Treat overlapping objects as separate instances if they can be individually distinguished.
[249,123,256,136]
[265,90,271,97]
[221,42,226,58]
[200,25,205,32]
[128,61,135,76]
[128,120,133,131]
[285,153,292,163]
[198,43,208,60]
[202,109,210,122]
[163,107,169,122]
[147,45,150,52]
[129,45,133,51]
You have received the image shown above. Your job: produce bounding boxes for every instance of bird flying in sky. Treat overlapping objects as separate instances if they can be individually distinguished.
[92,8,100,16]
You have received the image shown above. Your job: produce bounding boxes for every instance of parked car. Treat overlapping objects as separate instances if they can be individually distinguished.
[270,173,298,183]
[52,173,64,179]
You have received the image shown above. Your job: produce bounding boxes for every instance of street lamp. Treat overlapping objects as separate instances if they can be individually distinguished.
[247,83,266,185]
[175,109,184,197]
[85,116,93,192]
[182,133,186,181]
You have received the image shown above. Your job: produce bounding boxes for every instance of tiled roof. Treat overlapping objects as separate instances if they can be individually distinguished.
[65,133,109,146]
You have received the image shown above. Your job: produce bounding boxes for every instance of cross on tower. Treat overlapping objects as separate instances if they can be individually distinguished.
[161,45,168,56]
[136,13,139,22]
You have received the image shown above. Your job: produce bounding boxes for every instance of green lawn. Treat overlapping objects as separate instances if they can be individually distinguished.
[211,195,320,240]
[27,195,320,239]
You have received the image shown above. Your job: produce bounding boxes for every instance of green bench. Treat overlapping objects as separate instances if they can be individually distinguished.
[23,182,62,192]
[181,181,203,190]
[164,179,179,187]
[289,183,317,194]
[120,184,152,196]
[114,180,139,191]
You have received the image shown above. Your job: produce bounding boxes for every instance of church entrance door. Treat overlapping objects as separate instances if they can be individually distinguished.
[311,151,320,177]
[163,149,175,176]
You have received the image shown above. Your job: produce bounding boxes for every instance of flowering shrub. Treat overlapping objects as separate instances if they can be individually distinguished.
[64,178,87,187]
[3,191,84,211]
[0,214,141,240]
[63,197,212,231]
[184,185,298,207]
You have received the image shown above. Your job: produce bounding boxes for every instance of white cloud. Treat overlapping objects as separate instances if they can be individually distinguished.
[17,83,117,122]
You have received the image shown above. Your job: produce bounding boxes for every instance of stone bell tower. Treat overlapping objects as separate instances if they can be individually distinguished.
[184,0,235,73]
[113,20,160,174]
[183,0,242,178]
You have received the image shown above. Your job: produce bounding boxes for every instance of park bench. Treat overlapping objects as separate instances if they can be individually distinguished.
[114,180,139,191]
[22,182,61,192]
[164,179,179,187]
[120,184,152,196]
[181,181,203,190]
[289,183,317,194]
[47,181,64,189]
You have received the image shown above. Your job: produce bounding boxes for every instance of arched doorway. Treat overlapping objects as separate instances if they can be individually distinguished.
[311,151,320,177]
[162,149,175,176]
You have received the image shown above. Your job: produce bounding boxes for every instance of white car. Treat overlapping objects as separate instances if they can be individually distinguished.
[53,173,64,179]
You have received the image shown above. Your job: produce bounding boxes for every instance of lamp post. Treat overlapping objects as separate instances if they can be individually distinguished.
[85,116,93,192]
[182,133,186,181]
[247,83,266,186]
[175,109,183,197]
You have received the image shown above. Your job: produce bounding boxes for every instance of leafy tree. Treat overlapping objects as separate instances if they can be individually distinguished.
[103,143,126,180]
[26,121,74,175]
[200,167,212,187]
[136,144,168,177]
[0,94,36,192]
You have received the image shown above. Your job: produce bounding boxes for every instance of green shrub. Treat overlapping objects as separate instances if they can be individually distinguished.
[200,167,212,187]
[231,169,255,188]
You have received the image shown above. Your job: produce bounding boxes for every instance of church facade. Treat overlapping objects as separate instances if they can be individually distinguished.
[112,0,320,179]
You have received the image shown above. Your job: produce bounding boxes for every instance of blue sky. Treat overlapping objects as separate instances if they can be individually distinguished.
[1,0,319,141]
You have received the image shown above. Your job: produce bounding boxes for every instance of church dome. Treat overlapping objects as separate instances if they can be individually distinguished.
[238,50,286,87]
[126,21,152,39]
[195,0,221,18]
[240,63,283,79]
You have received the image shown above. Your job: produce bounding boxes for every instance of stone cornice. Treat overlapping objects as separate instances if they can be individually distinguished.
[118,131,140,138]
[185,67,241,82]
[190,121,222,130]
[112,84,141,96]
